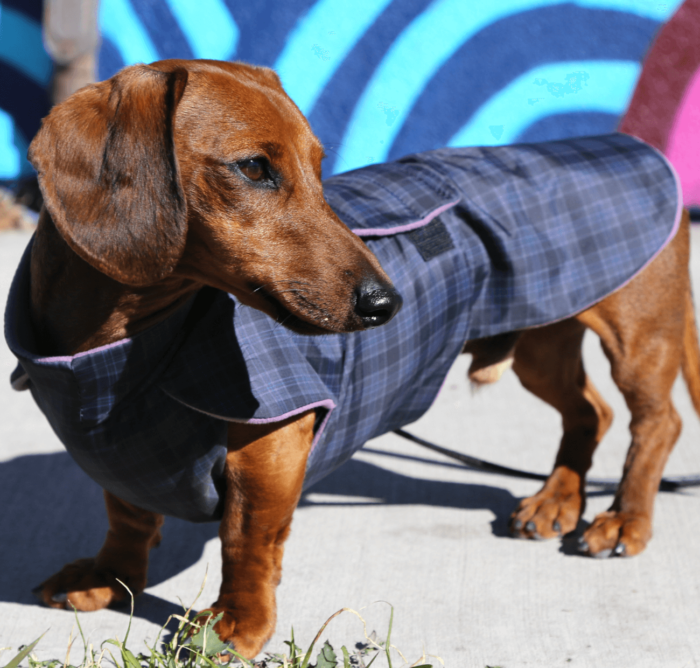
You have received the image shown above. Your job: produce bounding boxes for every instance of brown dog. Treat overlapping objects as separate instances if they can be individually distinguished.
[16,59,700,658]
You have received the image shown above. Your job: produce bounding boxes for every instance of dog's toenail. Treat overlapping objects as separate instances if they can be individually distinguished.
[593,549,613,559]
[51,592,67,603]
[578,538,589,552]
[525,521,536,533]
[614,543,626,556]
[513,519,523,531]
[553,521,561,534]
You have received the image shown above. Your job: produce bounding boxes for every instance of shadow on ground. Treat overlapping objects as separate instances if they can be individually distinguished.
[0,451,219,626]
[1,448,562,627]
[300,457,520,537]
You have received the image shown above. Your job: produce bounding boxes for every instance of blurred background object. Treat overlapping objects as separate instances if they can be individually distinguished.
[44,0,99,104]
[0,0,98,226]
[1,0,699,226]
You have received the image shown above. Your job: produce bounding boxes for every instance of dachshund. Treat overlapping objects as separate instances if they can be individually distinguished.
[7,59,700,659]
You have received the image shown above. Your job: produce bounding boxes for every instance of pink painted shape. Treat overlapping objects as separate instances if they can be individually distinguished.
[666,65,700,206]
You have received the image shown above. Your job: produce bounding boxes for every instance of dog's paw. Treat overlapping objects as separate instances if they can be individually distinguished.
[510,489,582,540]
[196,604,274,660]
[32,558,133,611]
[510,467,584,540]
[577,510,651,558]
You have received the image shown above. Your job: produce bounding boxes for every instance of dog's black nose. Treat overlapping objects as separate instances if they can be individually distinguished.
[355,279,403,328]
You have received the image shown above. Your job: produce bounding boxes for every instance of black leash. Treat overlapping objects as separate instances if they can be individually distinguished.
[393,428,700,492]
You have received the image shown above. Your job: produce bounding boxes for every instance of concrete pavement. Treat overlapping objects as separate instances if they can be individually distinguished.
[2,228,700,667]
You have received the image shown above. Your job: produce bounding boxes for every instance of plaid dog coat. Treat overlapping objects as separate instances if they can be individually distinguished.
[5,134,681,522]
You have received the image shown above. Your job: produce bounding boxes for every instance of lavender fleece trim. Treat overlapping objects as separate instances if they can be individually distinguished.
[247,399,337,455]
[627,138,685,277]
[351,199,460,237]
[161,391,336,455]
[33,198,467,362]
[579,140,684,301]
[36,337,132,364]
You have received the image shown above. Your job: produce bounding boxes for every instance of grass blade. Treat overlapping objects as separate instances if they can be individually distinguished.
[300,609,348,668]
[3,635,46,668]
[376,603,395,668]
[114,580,135,649]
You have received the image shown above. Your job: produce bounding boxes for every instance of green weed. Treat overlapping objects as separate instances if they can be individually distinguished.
[0,581,439,668]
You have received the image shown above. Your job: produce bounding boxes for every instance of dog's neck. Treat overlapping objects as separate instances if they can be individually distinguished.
[29,211,200,356]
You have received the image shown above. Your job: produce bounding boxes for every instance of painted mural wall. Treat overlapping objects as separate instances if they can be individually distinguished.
[1,0,696,201]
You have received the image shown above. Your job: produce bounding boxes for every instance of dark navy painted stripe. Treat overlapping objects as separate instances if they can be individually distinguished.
[306,0,433,178]
[98,37,125,80]
[228,1,317,67]
[0,62,50,146]
[448,60,639,147]
[2,0,42,21]
[130,0,195,61]
[387,5,659,160]
[274,0,394,114]
[98,0,159,74]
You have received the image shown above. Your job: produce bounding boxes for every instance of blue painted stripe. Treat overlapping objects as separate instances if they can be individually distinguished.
[274,0,394,114]
[0,6,52,86]
[0,108,31,180]
[447,60,640,147]
[333,0,682,174]
[164,0,238,60]
[99,0,159,66]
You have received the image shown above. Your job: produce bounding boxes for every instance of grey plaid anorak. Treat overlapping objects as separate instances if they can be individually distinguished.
[5,134,681,522]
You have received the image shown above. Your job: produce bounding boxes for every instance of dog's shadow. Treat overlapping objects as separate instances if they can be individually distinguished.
[0,448,536,627]
[299,451,519,528]
[0,451,221,627]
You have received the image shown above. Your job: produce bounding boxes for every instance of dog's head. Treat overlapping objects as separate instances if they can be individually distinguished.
[28,59,401,334]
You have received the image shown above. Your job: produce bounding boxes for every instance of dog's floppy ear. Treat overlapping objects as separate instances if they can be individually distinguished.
[29,64,189,286]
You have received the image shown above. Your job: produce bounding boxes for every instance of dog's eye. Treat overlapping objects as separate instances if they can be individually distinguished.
[239,158,267,182]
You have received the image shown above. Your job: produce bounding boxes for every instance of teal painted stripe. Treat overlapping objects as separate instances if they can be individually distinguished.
[333,0,682,174]
[447,60,640,147]
[0,108,31,180]
[0,6,52,86]
[99,0,159,66]
[164,0,238,60]
[577,0,683,21]
[274,0,393,114]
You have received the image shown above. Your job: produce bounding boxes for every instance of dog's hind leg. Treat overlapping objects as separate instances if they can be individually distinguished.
[573,230,689,557]
[509,319,614,540]
[574,308,684,556]
[34,492,164,609]
[464,331,521,385]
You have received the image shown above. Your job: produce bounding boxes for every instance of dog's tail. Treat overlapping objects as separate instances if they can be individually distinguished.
[681,286,700,417]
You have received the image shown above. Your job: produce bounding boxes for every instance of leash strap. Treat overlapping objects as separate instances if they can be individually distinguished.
[393,429,700,491]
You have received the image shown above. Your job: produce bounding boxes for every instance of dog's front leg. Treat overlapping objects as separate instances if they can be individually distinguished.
[202,411,315,659]
[35,491,164,610]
